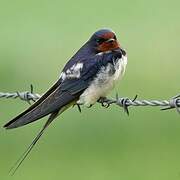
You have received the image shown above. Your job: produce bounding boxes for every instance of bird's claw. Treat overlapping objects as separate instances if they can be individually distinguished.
[87,104,93,108]
[77,104,82,113]
[101,102,110,108]
[98,97,111,108]
[73,103,82,113]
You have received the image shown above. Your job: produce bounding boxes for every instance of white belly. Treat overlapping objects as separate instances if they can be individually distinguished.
[77,55,127,106]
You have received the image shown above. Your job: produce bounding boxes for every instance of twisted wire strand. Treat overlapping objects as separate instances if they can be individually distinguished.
[0,92,40,101]
[0,89,180,114]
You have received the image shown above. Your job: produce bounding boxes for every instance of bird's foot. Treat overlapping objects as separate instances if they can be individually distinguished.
[98,97,111,108]
[87,104,93,108]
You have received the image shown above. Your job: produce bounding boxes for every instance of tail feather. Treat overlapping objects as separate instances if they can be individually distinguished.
[8,102,75,175]
[9,110,59,175]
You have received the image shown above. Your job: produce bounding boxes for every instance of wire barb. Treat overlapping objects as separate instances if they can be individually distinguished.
[0,88,180,114]
[16,84,38,105]
[161,94,180,114]
[115,94,138,115]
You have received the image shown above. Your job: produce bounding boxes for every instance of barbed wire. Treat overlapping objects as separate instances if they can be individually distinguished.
[0,85,180,114]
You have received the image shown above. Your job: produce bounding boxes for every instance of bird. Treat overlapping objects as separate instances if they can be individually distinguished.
[3,28,127,174]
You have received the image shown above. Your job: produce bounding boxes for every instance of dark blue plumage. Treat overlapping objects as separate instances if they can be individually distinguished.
[61,49,123,91]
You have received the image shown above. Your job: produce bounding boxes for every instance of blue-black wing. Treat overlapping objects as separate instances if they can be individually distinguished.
[4,49,122,129]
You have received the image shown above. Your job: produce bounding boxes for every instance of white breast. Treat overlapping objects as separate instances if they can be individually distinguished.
[77,55,127,106]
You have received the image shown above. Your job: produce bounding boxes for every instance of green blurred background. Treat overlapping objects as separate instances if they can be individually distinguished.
[0,0,180,179]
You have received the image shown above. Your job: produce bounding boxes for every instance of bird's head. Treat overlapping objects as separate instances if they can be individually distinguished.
[90,29,120,53]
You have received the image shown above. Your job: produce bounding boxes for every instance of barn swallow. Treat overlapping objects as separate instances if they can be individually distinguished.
[4,28,127,173]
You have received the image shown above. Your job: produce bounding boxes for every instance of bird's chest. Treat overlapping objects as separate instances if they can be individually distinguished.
[78,56,127,106]
[94,59,122,90]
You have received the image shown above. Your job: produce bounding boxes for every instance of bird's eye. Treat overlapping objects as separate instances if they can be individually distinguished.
[114,35,117,40]
[96,38,105,44]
